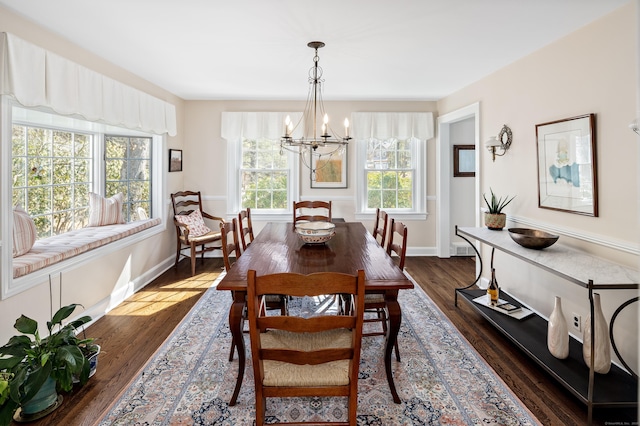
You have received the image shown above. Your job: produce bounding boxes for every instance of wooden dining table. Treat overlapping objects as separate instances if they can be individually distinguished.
[216,221,414,405]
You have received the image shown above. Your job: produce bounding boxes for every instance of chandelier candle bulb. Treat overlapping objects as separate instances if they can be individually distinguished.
[344,118,349,137]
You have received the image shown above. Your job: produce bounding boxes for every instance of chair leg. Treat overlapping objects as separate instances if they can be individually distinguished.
[190,244,197,276]
[229,340,236,361]
[255,394,266,426]
[174,241,181,269]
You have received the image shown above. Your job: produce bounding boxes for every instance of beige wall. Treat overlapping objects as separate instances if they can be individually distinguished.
[438,3,639,371]
[0,6,185,342]
[183,100,439,250]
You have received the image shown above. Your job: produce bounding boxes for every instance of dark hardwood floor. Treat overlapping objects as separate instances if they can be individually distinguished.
[19,256,636,425]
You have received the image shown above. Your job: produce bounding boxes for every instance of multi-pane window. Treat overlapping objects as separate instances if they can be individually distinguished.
[12,114,156,239]
[105,136,152,221]
[240,137,289,210]
[12,125,92,238]
[365,138,415,210]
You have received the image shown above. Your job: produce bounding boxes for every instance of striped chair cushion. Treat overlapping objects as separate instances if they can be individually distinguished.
[12,218,160,278]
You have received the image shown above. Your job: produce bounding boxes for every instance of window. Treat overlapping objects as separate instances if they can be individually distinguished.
[105,136,152,221]
[12,125,93,237]
[223,112,300,217]
[353,112,433,219]
[9,105,162,238]
[240,137,288,210]
[365,138,415,210]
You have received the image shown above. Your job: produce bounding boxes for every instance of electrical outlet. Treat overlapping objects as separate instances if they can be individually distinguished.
[571,313,582,332]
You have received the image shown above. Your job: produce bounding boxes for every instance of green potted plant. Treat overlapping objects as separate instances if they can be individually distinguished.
[483,188,515,230]
[0,304,93,425]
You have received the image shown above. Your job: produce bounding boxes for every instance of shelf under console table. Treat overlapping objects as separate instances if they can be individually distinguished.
[454,226,638,425]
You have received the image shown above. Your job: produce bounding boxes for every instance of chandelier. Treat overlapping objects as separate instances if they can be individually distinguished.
[280,41,350,179]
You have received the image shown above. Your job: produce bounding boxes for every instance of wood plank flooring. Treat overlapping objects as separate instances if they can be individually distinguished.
[20,256,636,425]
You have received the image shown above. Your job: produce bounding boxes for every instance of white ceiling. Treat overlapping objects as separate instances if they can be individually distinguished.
[0,0,629,101]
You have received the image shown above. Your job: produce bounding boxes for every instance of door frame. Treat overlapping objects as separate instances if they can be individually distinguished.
[436,102,480,258]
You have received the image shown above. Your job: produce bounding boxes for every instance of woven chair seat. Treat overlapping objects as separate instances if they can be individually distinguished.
[260,328,352,387]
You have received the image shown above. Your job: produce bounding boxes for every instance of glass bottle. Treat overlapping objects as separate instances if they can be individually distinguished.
[487,268,499,305]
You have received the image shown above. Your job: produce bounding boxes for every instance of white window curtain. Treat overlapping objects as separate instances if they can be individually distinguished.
[222,111,302,216]
[353,112,434,217]
[352,112,434,141]
[0,32,176,136]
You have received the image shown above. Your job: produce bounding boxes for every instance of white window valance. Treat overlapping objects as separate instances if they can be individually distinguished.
[221,111,303,140]
[0,32,176,136]
[351,112,434,141]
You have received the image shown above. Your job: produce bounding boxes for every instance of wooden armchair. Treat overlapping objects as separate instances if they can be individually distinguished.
[247,269,365,426]
[293,200,332,224]
[238,208,254,251]
[171,191,224,276]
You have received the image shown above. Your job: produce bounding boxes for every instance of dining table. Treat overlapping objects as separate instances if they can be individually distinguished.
[216,221,414,406]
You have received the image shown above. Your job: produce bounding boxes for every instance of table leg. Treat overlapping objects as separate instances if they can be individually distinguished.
[385,290,402,404]
[228,291,246,406]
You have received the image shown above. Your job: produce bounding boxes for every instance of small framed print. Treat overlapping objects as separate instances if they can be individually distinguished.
[169,149,183,172]
[536,114,597,216]
[310,146,348,188]
[453,145,475,177]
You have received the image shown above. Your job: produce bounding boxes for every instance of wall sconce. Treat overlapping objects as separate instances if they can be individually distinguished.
[629,118,639,135]
[485,124,513,162]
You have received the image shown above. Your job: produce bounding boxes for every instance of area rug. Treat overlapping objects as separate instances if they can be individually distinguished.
[99,272,540,425]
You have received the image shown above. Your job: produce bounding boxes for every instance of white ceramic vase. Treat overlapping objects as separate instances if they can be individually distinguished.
[582,293,611,374]
[547,296,569,359]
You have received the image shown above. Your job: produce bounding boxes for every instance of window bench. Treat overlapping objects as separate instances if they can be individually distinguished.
[12,218,161,278]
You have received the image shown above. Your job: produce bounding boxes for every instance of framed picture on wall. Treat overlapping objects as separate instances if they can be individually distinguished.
[453,145,475,177]
[536,114,598,216]
[310,147,348,188]
[169,149,183,172]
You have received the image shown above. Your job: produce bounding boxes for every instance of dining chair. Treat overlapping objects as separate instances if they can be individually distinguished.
[171,191,224,276]
[372,208,388,247]
[222,219,288,361]
[246,269,365,426]
[363,218,407,362]
[237,208,254,251]
[293,200,332,224]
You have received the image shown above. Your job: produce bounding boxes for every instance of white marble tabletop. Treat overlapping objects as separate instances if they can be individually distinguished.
[457,227,638,289]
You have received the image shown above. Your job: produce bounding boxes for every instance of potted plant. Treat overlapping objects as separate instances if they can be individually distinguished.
[483,188,515,230]
[0,304,93,425]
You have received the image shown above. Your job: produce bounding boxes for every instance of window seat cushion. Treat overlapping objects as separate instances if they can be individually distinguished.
[12,218,161,278]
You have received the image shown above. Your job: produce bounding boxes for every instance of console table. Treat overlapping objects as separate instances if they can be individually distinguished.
[454,226,638,425]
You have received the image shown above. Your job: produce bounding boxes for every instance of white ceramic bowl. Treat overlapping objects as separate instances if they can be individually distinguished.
[295,222,336,244]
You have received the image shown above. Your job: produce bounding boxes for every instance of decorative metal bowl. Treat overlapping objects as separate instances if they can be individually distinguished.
[295,222,336,244]
[508,228,559,250]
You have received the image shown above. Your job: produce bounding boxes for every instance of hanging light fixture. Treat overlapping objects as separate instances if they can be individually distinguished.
[280,41,350,180]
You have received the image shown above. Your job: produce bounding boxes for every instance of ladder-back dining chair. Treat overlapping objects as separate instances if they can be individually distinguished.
[247,269,365,426]
[171,191,224,276]
[372,208,388,247]
[238,208,254,251]
[223,219,288,361]
[363,218,407,362]
[293,200,332,224]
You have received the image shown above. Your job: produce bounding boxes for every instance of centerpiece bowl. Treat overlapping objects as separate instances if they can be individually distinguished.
[508,228,559,250]
[295,221,336,244]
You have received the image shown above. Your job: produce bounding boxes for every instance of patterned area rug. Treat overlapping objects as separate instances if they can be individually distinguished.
[100,273,540,425]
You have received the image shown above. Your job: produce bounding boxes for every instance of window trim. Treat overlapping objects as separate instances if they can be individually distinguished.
[1,97,167,299]
[355,135,426,220]
[224,112,300,218]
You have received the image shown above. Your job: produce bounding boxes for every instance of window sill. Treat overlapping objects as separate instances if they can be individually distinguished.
[4,219,164,299]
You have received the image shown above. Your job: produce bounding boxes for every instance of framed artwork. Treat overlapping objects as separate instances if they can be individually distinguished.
[536,114,598,216]
[169,149,183,172]
[453,145,475,177]
[310,147,348,188]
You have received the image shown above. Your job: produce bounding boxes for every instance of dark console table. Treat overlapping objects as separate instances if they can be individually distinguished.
[454,226,638,425]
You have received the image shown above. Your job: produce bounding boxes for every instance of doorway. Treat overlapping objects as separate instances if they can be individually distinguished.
[436,102,480,258]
